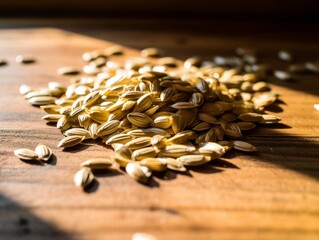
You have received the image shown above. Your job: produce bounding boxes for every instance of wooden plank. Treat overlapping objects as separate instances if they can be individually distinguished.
[0,22,319,240]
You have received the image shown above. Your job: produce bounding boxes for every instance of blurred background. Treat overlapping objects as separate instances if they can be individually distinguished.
[0,0,318,23]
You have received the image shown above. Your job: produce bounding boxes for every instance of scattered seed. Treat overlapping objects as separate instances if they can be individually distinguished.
[74,168,94,188]
[14,148,39,161]
[233,140,256,152]
[81,158,113,169]
[278,50,293,62]
[16,55,36,64]
[126,162,149,183]
[57,135,85,148]
[57,66,80,75]
[35,144,52,161]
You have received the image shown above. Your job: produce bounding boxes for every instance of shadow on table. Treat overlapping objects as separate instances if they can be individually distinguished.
[0,194,73,240]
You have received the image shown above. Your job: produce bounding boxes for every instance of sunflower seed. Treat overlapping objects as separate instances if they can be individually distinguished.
[233,140,256,152]
[16,55,36,64]
[127,113,153,128]
[81,158,113,169]
[132,147,159,161]
[96,120,120,137]
[14,148,38,160]
[35,144,52,161]
[177,155,210,166]
[57,66,80,75]
[125,137,152,150]
[29,96,57,106]
[126,162,149,183]
[42,114,64,122]
[141,48,162,58]
[278,50,293,62]
[74,168,94,188]
[19,84,32,95]
[57,135,85,148]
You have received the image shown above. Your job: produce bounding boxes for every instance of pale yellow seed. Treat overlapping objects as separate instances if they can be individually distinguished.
[35,144,52,161]
[74,168,94,188]
[126,162,149,183]
[14,148,38,161]
[233,140,256,152]
[81,158,113,169]
[57,135,85,148]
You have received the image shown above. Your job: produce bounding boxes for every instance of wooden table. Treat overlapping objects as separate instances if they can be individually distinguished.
[1,19,319,240]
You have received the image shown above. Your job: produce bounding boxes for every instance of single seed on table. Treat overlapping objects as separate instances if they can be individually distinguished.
[57,135,85,148]
[126,162,149,183]
[14,148,39,161]
[57,66,80,75]
[15,55,36,64]
[41,114,64,122]
[81,158,114,169]
[233,140,256,152]
[278,50,293,62]
[74,167,94,188]
[19,84,32,95]
[35,144,52,161]
[29,96,56,106]
[274,70,292,81]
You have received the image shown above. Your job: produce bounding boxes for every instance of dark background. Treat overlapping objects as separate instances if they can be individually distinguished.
[0,0,319,23]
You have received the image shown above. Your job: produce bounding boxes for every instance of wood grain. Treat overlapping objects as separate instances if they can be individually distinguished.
[0,20,319,240]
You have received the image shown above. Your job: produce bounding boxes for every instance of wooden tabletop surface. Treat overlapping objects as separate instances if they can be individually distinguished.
[0,19,319,240]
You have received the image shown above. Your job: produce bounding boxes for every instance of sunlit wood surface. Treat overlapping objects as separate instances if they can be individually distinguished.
[0,19,319,240]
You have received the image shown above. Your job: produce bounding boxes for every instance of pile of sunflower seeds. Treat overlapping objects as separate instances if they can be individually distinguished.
[18,46,286,187]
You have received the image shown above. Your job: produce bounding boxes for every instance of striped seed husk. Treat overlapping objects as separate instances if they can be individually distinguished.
[81,158,114,169]
[57,135,85,148]
[14,148,39,161]
[74,168,94,188]
[34,144,52,161]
